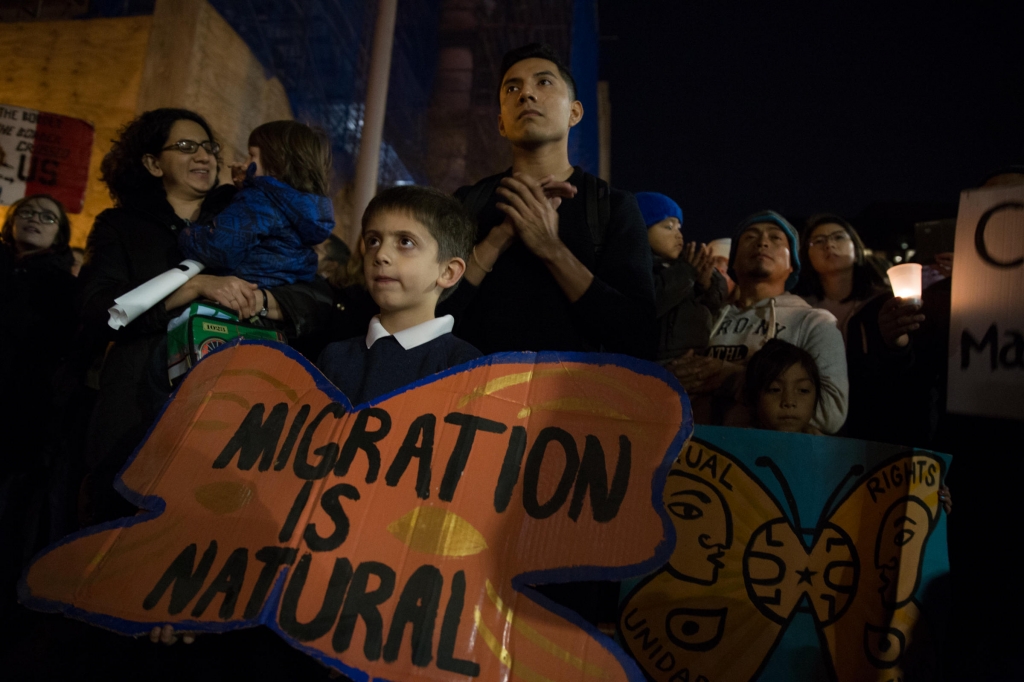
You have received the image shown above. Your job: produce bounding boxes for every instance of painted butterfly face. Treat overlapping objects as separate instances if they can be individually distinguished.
[875,496,932,609]
[664,471,732,585]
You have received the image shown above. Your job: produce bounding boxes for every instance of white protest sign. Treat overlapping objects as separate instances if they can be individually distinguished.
[947,184,1024,419]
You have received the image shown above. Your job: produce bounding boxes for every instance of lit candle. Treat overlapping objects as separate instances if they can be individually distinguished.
[887,263,923,304]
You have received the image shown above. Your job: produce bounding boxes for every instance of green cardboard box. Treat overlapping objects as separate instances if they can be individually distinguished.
[167,302,283,381]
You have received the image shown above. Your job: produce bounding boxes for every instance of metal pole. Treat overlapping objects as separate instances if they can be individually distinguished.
[349,0,398,247]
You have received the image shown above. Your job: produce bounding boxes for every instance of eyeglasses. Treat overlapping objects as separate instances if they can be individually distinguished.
[808,232,851,249]
[14,208,59,225]
[161,139,221,155]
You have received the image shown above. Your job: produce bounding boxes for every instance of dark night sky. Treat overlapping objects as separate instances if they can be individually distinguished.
[597,1,1024,247]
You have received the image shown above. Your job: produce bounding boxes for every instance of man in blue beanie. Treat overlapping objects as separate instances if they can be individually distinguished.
[671,210,849,434]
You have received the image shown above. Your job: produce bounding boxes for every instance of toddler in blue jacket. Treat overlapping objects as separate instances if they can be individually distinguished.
[178,120,335,288]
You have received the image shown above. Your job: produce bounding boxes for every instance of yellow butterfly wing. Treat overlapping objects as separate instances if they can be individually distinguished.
[818,451,945,681]
[619,439,795,682]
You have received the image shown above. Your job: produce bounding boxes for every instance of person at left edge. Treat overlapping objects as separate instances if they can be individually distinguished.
[0,194,77,638]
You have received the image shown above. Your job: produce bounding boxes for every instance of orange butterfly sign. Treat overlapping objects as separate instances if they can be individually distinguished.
[22,342,691,682]
[620,436,947,682]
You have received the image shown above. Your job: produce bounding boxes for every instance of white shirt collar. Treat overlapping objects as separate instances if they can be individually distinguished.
[365,315,455,350]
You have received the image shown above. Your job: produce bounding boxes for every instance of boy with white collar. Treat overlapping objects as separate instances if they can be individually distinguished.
[317,186,481,404]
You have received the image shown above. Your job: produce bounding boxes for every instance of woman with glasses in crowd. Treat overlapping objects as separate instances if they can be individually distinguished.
[78,108,333,525]
[795,213,924,442]
[0,194,77,632]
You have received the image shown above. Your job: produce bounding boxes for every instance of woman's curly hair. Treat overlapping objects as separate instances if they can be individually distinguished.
[100,108,220,206]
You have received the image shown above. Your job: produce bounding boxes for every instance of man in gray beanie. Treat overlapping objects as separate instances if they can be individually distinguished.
[671,210,849,433]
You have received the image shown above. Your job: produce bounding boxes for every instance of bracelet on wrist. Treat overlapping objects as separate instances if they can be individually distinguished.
[258,289,269,318]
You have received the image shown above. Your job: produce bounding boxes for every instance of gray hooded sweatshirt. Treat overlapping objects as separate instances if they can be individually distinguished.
[707,292,849,433]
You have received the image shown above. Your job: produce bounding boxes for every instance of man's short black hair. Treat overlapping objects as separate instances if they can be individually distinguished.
[497,43,577,102]
[362,185,476,301]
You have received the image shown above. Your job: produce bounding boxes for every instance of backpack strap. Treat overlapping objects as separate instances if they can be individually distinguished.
[584,172,612,257]
[460,170,509,223]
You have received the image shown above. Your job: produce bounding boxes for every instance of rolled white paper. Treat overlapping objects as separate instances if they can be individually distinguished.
[107,260,205,329]
[887,262,923,302]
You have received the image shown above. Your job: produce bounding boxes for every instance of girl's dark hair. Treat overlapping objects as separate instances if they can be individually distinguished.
[743,339,822,411]
[248,121,332,196]
[794,213,886,302]
[1,193,73,269]
[100,108,219,206]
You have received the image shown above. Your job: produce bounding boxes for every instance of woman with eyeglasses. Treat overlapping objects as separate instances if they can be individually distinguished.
[797,214,888,336]
[795,214,925,442]
[0,194,78,629]
[78,108,333,525]
[0,195,77,404]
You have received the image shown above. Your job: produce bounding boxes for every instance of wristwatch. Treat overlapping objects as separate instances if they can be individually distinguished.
[258,289,269,318]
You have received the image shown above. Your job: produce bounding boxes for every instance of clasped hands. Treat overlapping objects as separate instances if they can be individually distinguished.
[681,242,715,290]
[488,172,577,261]
[668,350,730,394]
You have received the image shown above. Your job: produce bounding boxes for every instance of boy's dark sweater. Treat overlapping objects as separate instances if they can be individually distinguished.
[440,167,655,358]
[317,332,481,404]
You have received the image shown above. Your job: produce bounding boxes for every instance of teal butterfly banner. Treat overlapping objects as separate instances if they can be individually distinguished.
[619,425,951,682]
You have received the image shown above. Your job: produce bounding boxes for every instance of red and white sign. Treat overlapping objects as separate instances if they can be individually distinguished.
[0,104,94,213]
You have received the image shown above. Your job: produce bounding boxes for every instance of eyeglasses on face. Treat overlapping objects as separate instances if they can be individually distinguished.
[15,208,59,225]
[161,139,221,155]
[808,232,851,248]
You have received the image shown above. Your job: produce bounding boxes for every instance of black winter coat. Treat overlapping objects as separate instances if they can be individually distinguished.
[0,244,76,625]
[837,292,918,444]
[0,244,77,467]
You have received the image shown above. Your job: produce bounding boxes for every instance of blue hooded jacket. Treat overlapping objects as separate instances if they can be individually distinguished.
[178,175,335,287]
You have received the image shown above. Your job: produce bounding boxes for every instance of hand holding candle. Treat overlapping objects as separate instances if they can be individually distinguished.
[887,263,923,304]
[879,263,926,348]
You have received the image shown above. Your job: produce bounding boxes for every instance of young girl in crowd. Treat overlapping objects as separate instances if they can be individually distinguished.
[743,339,822,434]
[178,120,335,290]
[743,339,951,511]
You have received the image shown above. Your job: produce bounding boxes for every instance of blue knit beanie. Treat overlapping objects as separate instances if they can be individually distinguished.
[728,210,801,291]
[635,192,683,228]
